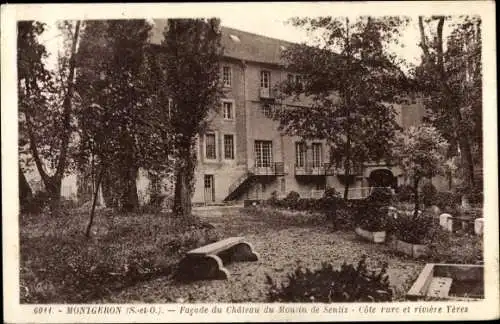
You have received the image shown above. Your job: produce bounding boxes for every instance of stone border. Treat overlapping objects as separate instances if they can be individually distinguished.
[392,239,429,258]
[355,227,386,243]
[407,263,484,301]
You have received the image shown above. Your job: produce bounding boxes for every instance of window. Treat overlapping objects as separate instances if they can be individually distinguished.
[295,142,306,167]
[262,103,273,118]
[260,70,270,89]
[312,143,323,168]
[205,133,216,160]
[224,134,234,160]
[255,140,273,168]
[287,74,304,89]
[222,66,231,87]
[223,101,233,119]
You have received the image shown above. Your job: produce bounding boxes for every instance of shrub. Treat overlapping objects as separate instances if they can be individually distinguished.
[353,200,388,232]
[421,183,437,207]
[429,230,483,264]
[323,187,341,199]
[434,191,461,212]
[283,191,300,209]
[367,187,393,207]
[295,198,314,211]
[395,184,414,203]
[266,256,392,302]
[22,190,50,214]
[390,212,435,245]
[456,183,483,206]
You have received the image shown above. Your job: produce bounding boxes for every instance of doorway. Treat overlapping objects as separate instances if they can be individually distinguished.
[204,175,215,203]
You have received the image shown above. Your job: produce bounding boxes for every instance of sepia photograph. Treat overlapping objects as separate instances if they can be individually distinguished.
[2,1,498,322]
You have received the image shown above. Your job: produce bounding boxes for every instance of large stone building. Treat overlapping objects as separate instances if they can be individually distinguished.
[149,21,427,204]
[24,22,431,205]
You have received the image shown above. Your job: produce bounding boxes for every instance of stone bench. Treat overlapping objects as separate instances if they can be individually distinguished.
[177,237,259,281]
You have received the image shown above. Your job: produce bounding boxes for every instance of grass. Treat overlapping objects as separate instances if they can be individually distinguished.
[20,208,221,303]
[20,204,483,303]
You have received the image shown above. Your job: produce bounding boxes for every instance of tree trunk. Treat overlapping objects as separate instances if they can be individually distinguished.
[413,177,420,218]
[19,167,33,211]
[173,146,195,220]
[86,165,105,238]
[101,171,116,208]
[419,16,475,204]
[41,177,62,214]
[120,165,139,212]
[343,161,351,201]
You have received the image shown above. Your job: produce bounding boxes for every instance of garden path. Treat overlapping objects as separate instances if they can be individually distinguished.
[103,206,425,302]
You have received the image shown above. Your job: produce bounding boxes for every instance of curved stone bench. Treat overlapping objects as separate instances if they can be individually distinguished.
[178,236,259,281]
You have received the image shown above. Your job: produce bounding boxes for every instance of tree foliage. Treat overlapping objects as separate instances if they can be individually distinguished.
[415,16,482,197]
[275,16,410,199]
[76,20,159,213]
[392,124,449,214]
[18,20,81,208]
[156,18,223,219]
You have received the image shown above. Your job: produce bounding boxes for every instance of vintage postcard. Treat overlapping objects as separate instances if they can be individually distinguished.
[2,1,498,322]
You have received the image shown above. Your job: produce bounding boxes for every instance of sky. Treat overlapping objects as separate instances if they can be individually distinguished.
[39,13,427,74]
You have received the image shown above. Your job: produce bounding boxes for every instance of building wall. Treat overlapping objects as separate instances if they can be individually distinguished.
[191,58,433,204]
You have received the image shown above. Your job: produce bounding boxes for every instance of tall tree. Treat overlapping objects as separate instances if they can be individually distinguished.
[18,20,81,209]
[76,20,154,214]
[392,125,449,216]
[158,19,223,219]
[415,16,482,202]
[275,16,409,199]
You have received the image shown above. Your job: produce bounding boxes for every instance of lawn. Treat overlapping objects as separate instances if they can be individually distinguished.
[19,205,483,303]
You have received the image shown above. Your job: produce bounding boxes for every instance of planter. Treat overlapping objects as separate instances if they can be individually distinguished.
[392,239,429,258]
[439,213,452,230]
[407,263,484,300]
[355,227,386,243]
[474,218,484,235]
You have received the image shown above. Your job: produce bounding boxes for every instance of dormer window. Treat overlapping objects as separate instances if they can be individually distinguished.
[229,34,241,42]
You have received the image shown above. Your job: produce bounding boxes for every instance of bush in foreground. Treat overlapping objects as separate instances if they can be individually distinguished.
[266,256,392,302]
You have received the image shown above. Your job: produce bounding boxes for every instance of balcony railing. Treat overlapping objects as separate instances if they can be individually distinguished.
[253,162,285,176]
[336,163,363,176]
[294,163,335,176]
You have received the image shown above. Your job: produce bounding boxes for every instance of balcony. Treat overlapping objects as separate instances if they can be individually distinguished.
[259,87,279,100]
[253,162,285,176]
[336,163,363,176]
[294,163,336,176]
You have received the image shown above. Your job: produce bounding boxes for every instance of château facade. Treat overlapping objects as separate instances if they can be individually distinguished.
[149,21,428,204]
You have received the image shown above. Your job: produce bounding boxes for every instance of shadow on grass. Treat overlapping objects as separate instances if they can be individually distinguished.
[20,209,220,303]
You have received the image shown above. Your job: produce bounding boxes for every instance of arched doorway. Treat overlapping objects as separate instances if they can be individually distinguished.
[368,169,397,189]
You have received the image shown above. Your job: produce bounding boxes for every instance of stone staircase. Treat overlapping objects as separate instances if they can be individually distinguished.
[224,171,254,202]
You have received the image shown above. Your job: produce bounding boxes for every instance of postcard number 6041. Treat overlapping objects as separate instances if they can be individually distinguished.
[33,307,53,314]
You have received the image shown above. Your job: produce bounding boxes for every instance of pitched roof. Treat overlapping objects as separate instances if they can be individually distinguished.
[149,19,294,65]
